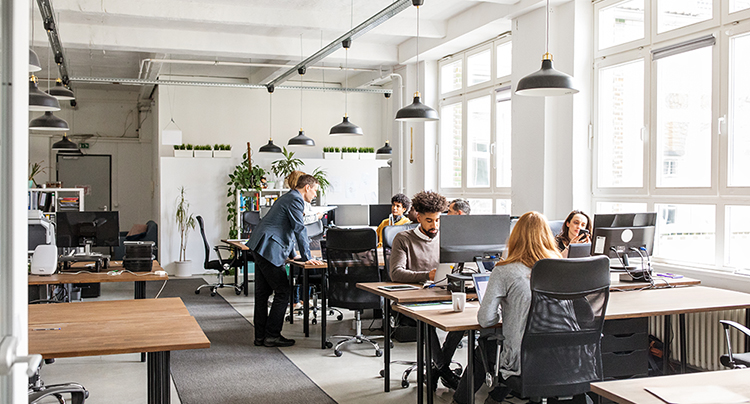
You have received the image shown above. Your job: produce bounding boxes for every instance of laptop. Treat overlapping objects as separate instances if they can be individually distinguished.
[471,273,491,303]
[433,263,454,286]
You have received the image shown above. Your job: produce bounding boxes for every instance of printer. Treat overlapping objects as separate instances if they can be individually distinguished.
[28,210,55,252]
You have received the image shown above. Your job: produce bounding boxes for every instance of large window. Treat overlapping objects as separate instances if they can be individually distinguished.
[438,36,512,214]
[594,2,750,273]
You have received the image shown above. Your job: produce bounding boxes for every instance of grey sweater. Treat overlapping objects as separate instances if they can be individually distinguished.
[389,228,439,283]
[476,261,532,379]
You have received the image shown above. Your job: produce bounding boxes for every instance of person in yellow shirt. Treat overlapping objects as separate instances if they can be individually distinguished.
[376,193,411,247]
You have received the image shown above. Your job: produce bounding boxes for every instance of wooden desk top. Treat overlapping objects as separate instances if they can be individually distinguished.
[222,239,249,250]
[609,273,700,290]
[28,260,166,285]
[591,368,750,404]
[29,297,190,325]
[392,303,497,332]
[357,282,476,303]
[28,297,209,359]
[287,249,385,269]
[606,286,750,320]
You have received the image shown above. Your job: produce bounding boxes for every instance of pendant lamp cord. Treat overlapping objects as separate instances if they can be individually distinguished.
[416,5,420,94]
[269,93,273,141]
[545,0,550,55]
[300,33,303,129]
[31,0,35,81]
[345,0,353,116]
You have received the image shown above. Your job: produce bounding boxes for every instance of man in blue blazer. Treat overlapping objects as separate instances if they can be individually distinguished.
[247,174,324,347]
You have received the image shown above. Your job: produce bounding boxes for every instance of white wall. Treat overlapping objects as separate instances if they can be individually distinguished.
[156,79,387,273]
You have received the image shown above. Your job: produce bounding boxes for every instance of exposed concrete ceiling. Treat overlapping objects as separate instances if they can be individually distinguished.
[29,0,544,93]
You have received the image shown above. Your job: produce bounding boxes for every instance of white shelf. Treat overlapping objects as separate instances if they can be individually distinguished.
[28,188,85,218]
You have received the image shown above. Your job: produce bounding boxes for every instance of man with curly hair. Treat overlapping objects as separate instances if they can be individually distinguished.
[390,190,461,390]
[375,193,412,247]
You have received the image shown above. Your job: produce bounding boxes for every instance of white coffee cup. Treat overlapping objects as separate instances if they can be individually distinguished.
[452,292,466,312]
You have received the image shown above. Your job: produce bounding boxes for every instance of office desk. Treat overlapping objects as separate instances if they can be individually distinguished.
[28,260,167,300]
[28,298,210,404]
[221,239,250,296]
[591,368,750,404]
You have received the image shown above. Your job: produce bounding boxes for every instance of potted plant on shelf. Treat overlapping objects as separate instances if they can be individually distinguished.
[311,167,332,205]
[29,160,46,188]
[194,144,213,158]
[175,186,196,277]
[271,147,303,184]
[173,144,193,158]
[213,144,232,158]
[359,147,376,160]
[226,150,266,239]
[323,146,340,160]
[342,146,358,160]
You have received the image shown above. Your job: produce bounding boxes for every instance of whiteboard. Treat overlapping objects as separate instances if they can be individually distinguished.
[300,158,389,205]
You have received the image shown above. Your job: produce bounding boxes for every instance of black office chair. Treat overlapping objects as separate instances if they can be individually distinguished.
[325,227,383,357]
[194,216,242,297]
[720,320,750,369]
[485,256,610,404]
[28,361,89,404]
[241,211,261,239]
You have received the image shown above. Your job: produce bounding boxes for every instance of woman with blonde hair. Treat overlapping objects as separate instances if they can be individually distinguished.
[452,211,561,404]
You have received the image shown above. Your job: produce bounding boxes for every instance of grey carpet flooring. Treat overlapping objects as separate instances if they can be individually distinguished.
[146,278,336,404]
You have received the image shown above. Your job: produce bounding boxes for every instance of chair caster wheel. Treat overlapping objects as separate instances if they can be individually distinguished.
[235,288,241,295]
[311,319,317,325]
[210,292,216,297]
[325,341,333,349]
[390,341,394,348]
[379,369,385,377]
[334,350,342,357]
[337,314,343,321]
[285,315,291,322]
[195,290,200,294]
[375,350,383,357]
[402,380,410,388]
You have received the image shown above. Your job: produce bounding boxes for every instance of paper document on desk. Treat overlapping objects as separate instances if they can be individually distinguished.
[404,302,479,311]
[645,385,750,404]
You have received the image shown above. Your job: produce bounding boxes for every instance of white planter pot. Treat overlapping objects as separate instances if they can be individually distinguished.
[174,150,193,158]
[194,150,212,158]
[323,152,341,160]
[359,153,376,160]
[213,150,232,158]
[174,260,193,277]
[342,153,359,160]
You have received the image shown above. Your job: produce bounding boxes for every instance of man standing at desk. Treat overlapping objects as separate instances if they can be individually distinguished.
[247,174,324,348]
[390,190,461,390]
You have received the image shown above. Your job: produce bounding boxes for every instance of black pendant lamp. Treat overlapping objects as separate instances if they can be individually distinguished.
[330,3,363,136]
[515,0,578,96]
[377,141,392,155]
[396,0,439,122]
[259,88,282,153]
[47,79,75,100]
[29,49,41,72]
[51,134,80,153]
[289,40,316,146]
[30,111,69,131]
[29,76,61,111]
[288,130,315,146]
[330,115,363,136]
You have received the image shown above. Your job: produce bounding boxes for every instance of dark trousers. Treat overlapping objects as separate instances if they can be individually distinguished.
[252,251,291,340]
[430,329,464,370]
[453,337,510,404]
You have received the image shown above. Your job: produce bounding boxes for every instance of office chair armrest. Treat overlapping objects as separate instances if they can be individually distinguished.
[29,385,88,404]
[213,245,234,260]
[720,320,750,338]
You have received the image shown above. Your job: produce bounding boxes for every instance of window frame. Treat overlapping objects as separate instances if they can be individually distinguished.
[594,0,652,58]
[651,0,720,43]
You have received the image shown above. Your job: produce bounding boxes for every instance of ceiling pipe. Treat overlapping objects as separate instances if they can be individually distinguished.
[265,0,412,89]
[36,0,69,85]
[70,76,393,94]
[138,58,382,80]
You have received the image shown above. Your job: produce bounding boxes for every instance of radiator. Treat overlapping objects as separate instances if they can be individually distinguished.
[649,310,747,371]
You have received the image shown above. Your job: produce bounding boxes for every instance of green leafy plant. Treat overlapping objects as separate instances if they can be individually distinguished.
[270,147,303,179]
[29,160,46,186]
[311,167,331,195]
[334,147,340,153]
[223,144,232,150]
[179,144,187,150]
[226,151,266,238]
[175,186,196,262]
[186,144,194,150]
[173,145,180,150]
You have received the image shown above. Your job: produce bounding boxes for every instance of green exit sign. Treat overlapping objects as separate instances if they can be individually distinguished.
[79,142,89,149]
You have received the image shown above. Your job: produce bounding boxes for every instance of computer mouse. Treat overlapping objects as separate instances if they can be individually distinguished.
[154,270,167,276]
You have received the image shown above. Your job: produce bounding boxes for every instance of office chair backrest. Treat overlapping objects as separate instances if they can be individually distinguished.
[242,211,261,238]
[382,223,419,281]
[510,255,610,399]
[305,220,325,239]
[547,220,565,237]
[196,216,212,269]
[326,227,381,311]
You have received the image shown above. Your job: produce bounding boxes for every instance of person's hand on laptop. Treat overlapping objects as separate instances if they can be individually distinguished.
[429,268,436,281]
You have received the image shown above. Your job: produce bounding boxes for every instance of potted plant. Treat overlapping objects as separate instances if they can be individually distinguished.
[271,147,303,182]
[194,144,213,158]
[175,186,196,277]
[359,147,376,160]
[173,144,192,158]
[29,160,46,188]
[323,146,340,160]
[226,150,267,239]
[342,146,358,160]
[213,144,232,158]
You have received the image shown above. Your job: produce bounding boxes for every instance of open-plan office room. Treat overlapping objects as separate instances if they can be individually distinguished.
[5,0,750,403]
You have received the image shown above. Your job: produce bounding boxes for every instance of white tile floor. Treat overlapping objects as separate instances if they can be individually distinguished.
[36,274,520,404]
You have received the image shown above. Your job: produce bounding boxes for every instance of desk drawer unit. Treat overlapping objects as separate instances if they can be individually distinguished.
[597,318,649,404]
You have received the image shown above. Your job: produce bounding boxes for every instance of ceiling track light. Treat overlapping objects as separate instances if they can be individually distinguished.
[396,0,439,122]
[515,0,578,96]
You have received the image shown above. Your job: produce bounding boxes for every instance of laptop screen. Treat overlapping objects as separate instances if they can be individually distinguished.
[472,273,491,303]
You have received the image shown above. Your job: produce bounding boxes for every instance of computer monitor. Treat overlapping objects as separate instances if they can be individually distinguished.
[591,212,656,268]
[440,214,510,265]
[332,205,369,226]
[56,211,120,254]
[369,204,392,226]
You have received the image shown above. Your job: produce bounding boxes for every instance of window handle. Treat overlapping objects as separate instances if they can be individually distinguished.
[640,127,647,142]
[718,115,726,135]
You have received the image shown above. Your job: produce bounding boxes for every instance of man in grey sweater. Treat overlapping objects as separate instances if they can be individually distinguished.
[389,191,462,390]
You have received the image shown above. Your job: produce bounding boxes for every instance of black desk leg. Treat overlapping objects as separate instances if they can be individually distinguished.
[147,350,170,404]
[321,270,327,349]
[243,250,249,296]
[679,313,687,373]
[663,315,672,375]
[383,299,391,392]
[426,324,434,404]
[135,281,147,362]
[417,321,424,404]
[303,268,310,337]
[288,266,295,325]
[467,330,475,404]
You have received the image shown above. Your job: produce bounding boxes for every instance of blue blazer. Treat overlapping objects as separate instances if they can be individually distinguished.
[246,189,311,267]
